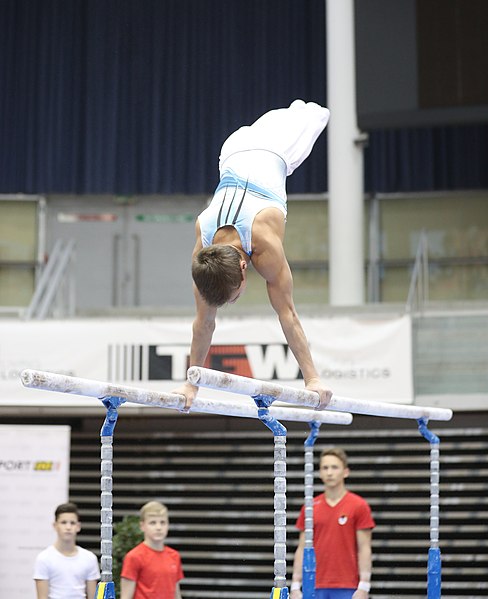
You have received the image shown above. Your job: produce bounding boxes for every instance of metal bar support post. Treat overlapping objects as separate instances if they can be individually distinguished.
[417,418,441,599]
[302,421,321,599]
[95,396,125,599]
[253,394,289,599]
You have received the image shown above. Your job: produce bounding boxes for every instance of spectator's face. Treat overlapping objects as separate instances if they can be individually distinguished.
[318,455,349,489]
[54,512,81,541]
[140,513,169,544]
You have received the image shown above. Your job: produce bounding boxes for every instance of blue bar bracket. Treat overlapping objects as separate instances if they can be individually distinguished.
[427,547,442,599]
[100,396,125,437]
[302,547,316,599]
[270,587,289,598]
[304,420,321,447]
[94,581,116,599]
[417,417,440,445]
[252,394,287,437]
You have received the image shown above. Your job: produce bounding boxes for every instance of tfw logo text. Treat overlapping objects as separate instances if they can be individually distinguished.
[108,344,302,382]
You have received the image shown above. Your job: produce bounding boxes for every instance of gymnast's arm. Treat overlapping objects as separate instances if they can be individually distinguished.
[171,233,217,409]
[252,229,332,409]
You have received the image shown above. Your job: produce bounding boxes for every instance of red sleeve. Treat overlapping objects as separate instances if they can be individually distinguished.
[175,552,184,582]
[356,498,376,530]
[295,504,305,531]
[120,548,141,582]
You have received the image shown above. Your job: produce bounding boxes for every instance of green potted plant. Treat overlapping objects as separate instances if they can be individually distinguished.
[112,514,144,597]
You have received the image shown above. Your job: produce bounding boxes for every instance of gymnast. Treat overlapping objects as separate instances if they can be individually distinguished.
[174,100,332,409]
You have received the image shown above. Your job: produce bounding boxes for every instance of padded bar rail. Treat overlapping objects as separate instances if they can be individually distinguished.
[20,369,352,425]
[187,366,453,421]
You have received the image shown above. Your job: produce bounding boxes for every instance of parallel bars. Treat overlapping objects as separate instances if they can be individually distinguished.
[20,368,353,599]
[187,366,453,421]
[20,369,352,425]
[21,367,453,599]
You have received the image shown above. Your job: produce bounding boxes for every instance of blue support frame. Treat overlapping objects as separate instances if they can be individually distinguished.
[93,396,125,599]
[302,421,321,599]
[253,394,289,599]
[417,418,442,599]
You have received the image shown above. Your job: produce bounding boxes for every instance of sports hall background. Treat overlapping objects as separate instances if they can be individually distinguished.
[1,1,487,597]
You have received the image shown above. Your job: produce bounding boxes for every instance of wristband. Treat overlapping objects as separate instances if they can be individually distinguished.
[290,581,301,591]
[357,581,371,592]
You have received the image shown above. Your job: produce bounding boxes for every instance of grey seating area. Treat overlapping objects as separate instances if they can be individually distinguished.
[68,413,488,599]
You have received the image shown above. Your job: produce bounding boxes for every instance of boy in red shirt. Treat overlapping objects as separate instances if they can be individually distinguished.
[120,501,183,599]
[291,448,375,599]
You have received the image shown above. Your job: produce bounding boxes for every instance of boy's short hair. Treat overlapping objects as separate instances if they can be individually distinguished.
[192,245,242,306]
[55,502,80,520]
[319,447,349,469]
[139,501,168,521]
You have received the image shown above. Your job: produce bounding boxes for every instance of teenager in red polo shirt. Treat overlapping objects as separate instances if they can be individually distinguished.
[291,447,375,599]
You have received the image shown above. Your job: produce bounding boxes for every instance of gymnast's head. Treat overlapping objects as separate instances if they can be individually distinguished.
[192,244,247,307]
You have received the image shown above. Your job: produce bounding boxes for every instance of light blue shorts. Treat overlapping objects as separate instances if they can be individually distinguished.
[315,589,355,599]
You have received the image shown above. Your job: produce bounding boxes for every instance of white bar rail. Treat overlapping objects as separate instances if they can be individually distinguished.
[20,369,353,425]
[187,366,453,421]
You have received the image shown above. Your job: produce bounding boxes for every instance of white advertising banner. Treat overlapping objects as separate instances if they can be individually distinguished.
[0,425,70,599]
[0,315,413,407]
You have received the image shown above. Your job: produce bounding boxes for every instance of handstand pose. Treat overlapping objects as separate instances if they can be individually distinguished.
[176,100,332,409]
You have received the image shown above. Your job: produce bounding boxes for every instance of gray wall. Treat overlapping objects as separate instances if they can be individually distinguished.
[45,195,208,313]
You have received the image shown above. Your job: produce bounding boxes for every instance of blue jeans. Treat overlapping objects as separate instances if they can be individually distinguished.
[315,590,355,599]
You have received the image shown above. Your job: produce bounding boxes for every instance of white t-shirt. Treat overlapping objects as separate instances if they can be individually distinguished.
[33,545,100,599]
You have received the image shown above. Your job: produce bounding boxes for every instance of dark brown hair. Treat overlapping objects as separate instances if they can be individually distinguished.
[192,245,242,306]
[319,447,349,469]
[55,502,80,520]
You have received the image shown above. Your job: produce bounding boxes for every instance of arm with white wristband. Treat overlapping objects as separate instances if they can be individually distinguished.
[290,580,302,599]
[357,579,371,593]
[352,579,371,598]
[290,531,305,598]
[352,527,373,597]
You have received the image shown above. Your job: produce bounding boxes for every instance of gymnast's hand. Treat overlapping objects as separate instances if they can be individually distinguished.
[290,589,302,599]
[305,377,333,411]
[172,381,198,411]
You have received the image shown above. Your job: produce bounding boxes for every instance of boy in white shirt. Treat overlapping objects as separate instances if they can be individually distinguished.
[34,502,100,599]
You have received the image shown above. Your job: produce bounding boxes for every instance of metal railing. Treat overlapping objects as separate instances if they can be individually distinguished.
[406,230,429,313]
[24,239,76,320]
